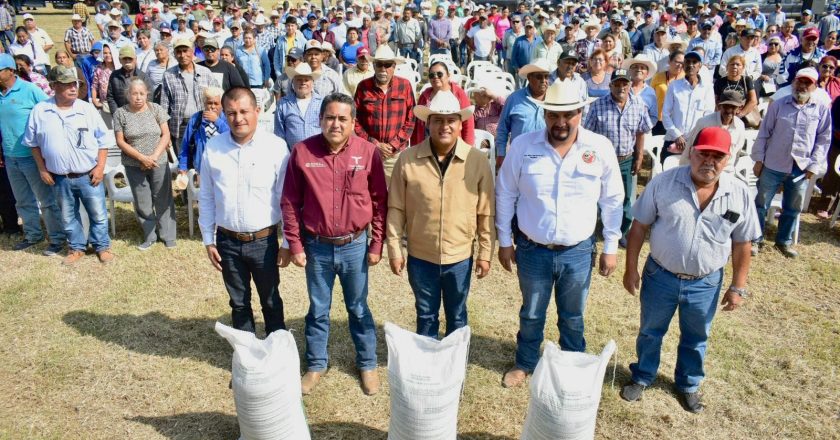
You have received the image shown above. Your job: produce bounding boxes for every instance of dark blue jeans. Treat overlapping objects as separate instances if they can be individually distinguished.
[52,173,109,252]
[303,230,377,372]
[514,235,596,371]
[407,255,473,339]
[629,258,723,393]
[216,229,285,335]
[754,165,808,246]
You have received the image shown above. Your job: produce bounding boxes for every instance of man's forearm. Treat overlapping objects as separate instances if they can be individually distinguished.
[730,241,751,288]
[31,147,49,172]
[624,221,647,273]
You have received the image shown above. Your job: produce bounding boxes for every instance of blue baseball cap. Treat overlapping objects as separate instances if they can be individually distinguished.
[0,53,15,70]
[91,40,104,53]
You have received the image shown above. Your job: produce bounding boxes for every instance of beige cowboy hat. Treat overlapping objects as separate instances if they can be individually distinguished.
[582,19,601,33]
[666,37,688,52]
[467,83,511,99]
[518,58,553,79]
[413,91,475,123]
[621,54,658,81]
[537,80,596,112]
[372,45,405,64]
[285,62,322,81]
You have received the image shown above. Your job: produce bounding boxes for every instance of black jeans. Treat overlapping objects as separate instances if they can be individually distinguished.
[216,229,285,334]
[0,160,20,234]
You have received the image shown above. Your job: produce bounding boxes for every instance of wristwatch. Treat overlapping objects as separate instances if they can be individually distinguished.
[727,286,749,298]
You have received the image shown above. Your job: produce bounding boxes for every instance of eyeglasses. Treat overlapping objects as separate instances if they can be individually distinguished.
[428,71,445,79]
[374,61,395,69]
[821,64,836,69]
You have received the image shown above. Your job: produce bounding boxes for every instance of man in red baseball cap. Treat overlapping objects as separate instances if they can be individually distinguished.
[342,45,373,95]
[779,26,826,86]
[621,125,760,413]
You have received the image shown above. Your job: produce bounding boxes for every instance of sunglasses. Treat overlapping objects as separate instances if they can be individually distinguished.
[203,46,217,52]
[428,71,446,79]
[768,42,780,46]
[374,62,395,69]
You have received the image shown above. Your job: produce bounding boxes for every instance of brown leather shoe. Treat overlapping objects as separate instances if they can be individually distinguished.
[62,250,85,266]
[359,369,380,396]
[502,367,528,388]
[97,249,115,264]
[301,371,322,396]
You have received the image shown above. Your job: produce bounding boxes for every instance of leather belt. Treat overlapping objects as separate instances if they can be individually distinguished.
[617,153,635,162]
[652,258,706,280]
[305,230,363,246]
[218,225,276,242]
[517,232,575,251]
[53,168,94,179]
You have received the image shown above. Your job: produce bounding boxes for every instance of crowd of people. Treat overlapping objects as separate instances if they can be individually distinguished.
[0,0,838,416]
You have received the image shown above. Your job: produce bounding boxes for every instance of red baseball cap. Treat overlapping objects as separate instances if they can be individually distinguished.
[803,27,820,40]
[356,46,370,58]
[693,127,731,155]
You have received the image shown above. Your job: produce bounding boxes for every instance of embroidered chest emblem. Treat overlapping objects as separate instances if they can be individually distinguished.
[581,150,596,164]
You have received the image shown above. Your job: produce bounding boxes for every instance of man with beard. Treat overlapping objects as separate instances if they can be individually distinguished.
[495,80,624,389]
[751,68,831,258]
[621,126,760,413]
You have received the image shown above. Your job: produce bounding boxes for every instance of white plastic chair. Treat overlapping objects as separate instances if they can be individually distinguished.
[741,129,759,157]
[428,53,453,66]
[766,172,822,245]
[643,134,665,177]
[466,60,493,78]
[104,143,122,174]
[662,155,681,172]
[473,129,495,179]
[104,164,135,236]
[829,155,840,228]
[186,169,200,237]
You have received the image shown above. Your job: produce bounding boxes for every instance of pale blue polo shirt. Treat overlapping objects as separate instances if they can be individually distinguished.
[23,98,114,175]
[0,77,48,158]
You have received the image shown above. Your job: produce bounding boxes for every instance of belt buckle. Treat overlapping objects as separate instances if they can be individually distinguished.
[676,273,697,280]
[236,231,254,241]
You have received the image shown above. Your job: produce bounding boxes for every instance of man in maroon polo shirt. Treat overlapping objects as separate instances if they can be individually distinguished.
[280,92,388,397]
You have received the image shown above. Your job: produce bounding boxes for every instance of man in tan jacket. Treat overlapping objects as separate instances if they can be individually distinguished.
[386,91,495,339]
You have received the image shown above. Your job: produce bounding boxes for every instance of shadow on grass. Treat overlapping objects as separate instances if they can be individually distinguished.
[129,412,390,439]
[61,311,518,375]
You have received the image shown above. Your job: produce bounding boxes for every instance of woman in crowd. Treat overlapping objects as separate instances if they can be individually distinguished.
[13,54,52,96]
[471,85,506,149]
[714,55,757,122]
[147,42,175,102]
[410,61,474,146]
[339,27,364,70]
[220,46,249,88]
[179,87,229,175]
[601,34,622,74]
[817,56,840,102]
[825,31,840,57]
[112,78,176,250]
[650,50,684,135]
[91,43,119,121]
[53,50,87,100]
[9,26,49,75]
[583,49,612,99]
[759,36,783,97]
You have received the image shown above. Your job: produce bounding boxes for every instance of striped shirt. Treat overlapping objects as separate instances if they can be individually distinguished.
[583,93,652,157]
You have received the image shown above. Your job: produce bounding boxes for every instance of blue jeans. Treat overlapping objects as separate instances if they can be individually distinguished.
[754,165,808,246]
[407,255,472,339]
[630,258,723,393]
[217,229,285,334]
[514,235,596,371]
[52,173,110,252]
[618,156,635,235]
[303,230,377,372]
[4,155,65,245]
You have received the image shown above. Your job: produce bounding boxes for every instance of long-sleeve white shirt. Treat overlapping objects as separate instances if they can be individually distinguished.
[495,127,625,254]
[198,130,289,245]
[718,44,762,80]
[662,77,715,141]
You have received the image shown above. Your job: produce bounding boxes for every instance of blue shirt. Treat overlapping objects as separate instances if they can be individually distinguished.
[235,46,271,86]
[23,98,114,175]
[274,94,324,148]
[495,86,545,157]
[0,78,48,158]
[510,35,541,70]
[340,42,363,65]
[689,36,722,68]
[583,94,652,156]
[631,85,659,125]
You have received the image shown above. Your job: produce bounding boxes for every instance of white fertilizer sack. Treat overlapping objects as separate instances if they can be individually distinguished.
[521,340,617,440]
[385,322,471,440]
[215,322,310,440]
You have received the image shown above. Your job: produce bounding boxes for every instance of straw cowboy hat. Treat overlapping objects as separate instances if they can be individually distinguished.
[666,36,688,52]
[372,45,406,64]
[413,91,475,123]
[537,80,596,112]
[285,62,322,81]
[517,58,553,79]
[621,54,658,81]
[582,19,601,33]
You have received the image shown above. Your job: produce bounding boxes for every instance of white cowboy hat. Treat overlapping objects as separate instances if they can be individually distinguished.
[666,37,688,52]
[254,15,269,25]
[413,91,475,123]
[467,83,511,99]
[518,58,553,79]
[372,45,406,64]
[538,80,596,112]
[621,54,658,80]
[582,19,601,33]
[285,62,322,81]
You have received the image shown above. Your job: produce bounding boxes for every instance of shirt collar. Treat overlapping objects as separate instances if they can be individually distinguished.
[417,137,471,161]
[43,98,86,115]
[675,165,733,200]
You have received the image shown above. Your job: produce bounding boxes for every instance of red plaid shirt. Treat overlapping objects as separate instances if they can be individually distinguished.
[353,76,416,152]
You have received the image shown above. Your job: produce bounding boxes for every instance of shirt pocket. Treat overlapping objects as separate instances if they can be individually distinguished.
[570,160,603,198]
[702,213,736,245]
[345,169,369,196]
[522,160,555,196]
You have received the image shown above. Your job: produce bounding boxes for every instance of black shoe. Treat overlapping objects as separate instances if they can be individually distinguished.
[42,242,65,256]
[13,239,39,251]
[677,391,705,413]
[774,243,799,258]
[620,381,646,402]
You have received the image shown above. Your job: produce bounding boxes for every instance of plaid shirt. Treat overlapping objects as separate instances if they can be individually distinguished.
[574,38,601,71]
[0,5,13,31]
[72,2,90,22]
[354,76,416,152]
[64,26,95,54]
[160,63,220,140]
[256,29,276,50]
[583,94,652,157]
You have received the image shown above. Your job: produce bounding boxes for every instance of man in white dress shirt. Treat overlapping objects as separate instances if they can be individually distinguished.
[496,80,625,388]
[198,87,290,335]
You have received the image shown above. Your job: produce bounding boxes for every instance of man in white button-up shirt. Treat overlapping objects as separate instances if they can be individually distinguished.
[496,80,625,388]
[198,87,290,336]
[662,50,715,163]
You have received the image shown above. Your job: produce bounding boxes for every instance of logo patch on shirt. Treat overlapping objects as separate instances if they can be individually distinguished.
[581,150,596,164]
[305,162,327,168]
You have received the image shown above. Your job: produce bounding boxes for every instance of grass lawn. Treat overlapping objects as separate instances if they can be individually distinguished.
[2,4,840,439]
